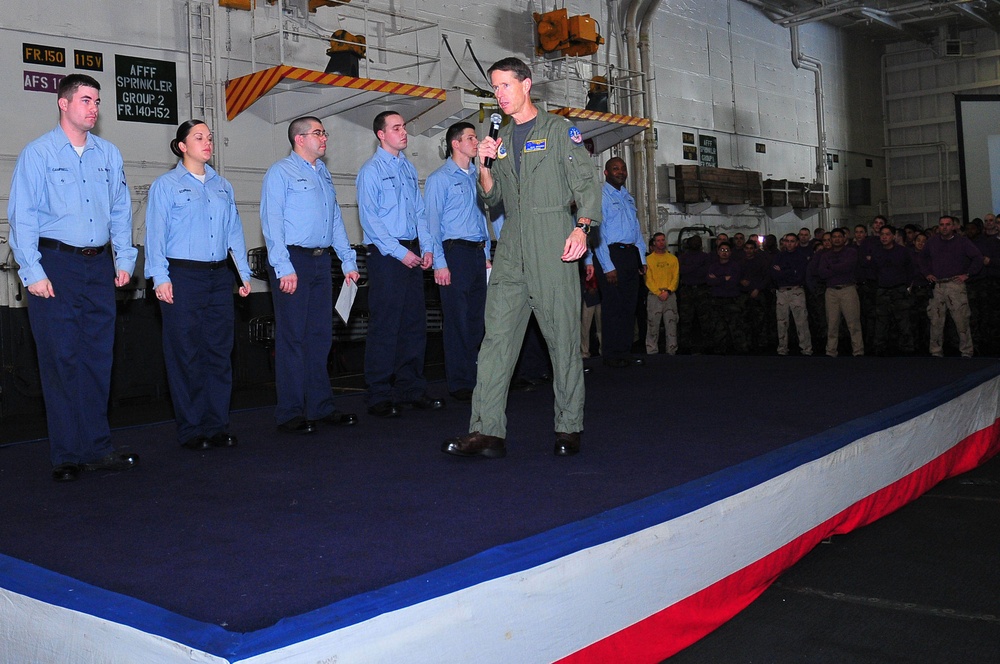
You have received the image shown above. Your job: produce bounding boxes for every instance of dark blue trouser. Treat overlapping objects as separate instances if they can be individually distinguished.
[364,247,427,406]
[269,250,337,424]
[160,264,235,442]
[596,244,641,359]
[28,247,116,466]
[439,242,487,392]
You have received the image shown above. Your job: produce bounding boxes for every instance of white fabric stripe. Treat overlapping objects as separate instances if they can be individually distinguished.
[0,587,227,663]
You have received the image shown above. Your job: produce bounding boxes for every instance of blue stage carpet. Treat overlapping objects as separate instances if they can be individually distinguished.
[0,355,997,636]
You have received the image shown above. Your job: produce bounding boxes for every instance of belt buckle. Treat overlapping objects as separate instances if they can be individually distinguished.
[312,248,324,257]
[81,248,99,257]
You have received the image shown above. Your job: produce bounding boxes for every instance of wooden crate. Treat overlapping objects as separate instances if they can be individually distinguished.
[763,179,788,207]
[762,179,827,208]
[674,165,763,206]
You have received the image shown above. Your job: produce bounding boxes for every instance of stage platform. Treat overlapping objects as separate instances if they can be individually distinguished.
[2,356,999,663]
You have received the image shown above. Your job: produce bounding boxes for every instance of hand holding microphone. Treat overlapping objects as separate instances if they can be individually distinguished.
[482,113,502,169]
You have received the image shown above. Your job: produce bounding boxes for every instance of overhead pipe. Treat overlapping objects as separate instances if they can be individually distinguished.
[637,0,661,235]
[623,0,661,234]
[790,25,829,229]
[775,0,856,26]
[624,0,646,230]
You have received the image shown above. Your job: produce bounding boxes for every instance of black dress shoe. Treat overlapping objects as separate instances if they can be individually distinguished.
[277,417,317,434]
[81,451,140,472]
[322,410,358,426]
[554,432,581,456]
[367,401,400,418]
[442,432,506,458]
[603,357,629,368]
[209,432,238,448]
[397,395,445,410]
[52,463,81,482]
[182,435,211,450]
[631,357,646,366]
[449,388,474,402]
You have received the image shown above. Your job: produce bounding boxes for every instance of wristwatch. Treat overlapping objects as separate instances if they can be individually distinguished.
[574,222,591,235]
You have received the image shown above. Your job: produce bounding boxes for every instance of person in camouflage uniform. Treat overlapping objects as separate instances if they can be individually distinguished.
[706,242,748,354]
[869,225,916,355]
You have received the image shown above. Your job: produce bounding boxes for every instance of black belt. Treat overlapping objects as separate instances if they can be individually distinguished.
[609,243,635,250]
[288,245,329,257]
[828,284,855,290]
[398,238,420,251]
[777,285,803,291]
[878,284,907,290]
[444,239,486,249]
[38,237,105,257]
[168,258,227,270]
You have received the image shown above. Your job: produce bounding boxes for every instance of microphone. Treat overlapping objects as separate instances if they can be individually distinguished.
[483,113,502,169]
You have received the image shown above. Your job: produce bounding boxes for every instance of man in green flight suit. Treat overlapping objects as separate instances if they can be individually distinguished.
[442,57,602,459]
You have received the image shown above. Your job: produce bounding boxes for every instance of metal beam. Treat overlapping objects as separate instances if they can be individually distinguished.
[953,1,1000,31]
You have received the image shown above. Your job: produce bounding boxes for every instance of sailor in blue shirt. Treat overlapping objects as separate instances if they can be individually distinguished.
[425,122,491,401]
[261,116,360,434]
[146,120,252,451]
[595,157,647,367]
[7,74,139,482]
[356,110,443,416]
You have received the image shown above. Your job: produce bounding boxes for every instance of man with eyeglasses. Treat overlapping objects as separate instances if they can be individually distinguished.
[261,115,360,434]
[425,122,492,401]
[357,110,444,417]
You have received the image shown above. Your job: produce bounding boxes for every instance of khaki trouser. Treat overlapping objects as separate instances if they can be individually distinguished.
[776,286,812,355]
[581,303,602,357]
[825,285,864,356]
[646,292,678,354]
[928,280,973,357]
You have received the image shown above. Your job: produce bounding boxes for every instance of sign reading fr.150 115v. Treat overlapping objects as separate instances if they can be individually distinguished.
[115,55,176,124]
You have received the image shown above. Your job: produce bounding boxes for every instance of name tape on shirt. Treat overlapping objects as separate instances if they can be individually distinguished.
[525,139,547,153]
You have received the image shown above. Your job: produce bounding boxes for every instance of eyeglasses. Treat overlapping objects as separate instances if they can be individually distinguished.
[299,130,329,138]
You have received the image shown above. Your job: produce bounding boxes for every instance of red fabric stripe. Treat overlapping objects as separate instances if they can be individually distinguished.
[559,419,1000,664]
